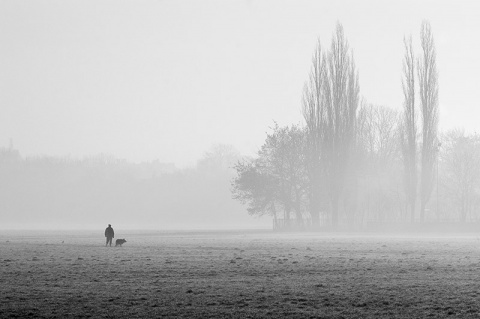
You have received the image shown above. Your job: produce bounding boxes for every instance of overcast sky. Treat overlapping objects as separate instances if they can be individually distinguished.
[1,0,479,167]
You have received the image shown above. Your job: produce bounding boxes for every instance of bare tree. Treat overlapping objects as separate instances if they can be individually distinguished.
[401,36,417,223]
[418,21,439,221]
[324,23,360,226]
[231,159,279,219]
[357,102,402,224]
[302,23,360,227]
[302,40,326,226]
[232,124,307,224]
[442,130,480,222]
[259,124,306,222]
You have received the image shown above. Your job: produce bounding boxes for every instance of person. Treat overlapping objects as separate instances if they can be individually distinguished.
[105,224,114,246]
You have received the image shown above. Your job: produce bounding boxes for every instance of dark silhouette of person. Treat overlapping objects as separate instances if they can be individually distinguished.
[105,224,114,246]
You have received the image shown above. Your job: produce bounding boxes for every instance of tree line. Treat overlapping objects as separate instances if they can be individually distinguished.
[232,22,479,228]
[0,144,252,229]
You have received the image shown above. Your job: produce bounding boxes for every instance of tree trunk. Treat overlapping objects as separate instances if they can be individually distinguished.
[331,193,339,227]
[310,199,320,227]
[293,188,303,227]
[410,202,415,223]
[420,200,425,222]
[309,183,320,227]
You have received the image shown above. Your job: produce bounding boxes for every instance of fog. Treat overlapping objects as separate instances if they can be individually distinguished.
[1,1,480,232]
[0,144,271,230]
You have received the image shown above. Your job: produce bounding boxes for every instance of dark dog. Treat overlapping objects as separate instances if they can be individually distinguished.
[115,239,127,247]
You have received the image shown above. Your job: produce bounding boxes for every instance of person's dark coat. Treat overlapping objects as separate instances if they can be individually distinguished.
[105,226,114,238]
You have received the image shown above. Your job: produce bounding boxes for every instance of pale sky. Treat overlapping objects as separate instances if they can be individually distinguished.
[1,0,479,167]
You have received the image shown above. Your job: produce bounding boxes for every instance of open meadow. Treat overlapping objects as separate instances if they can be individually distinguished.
[2,230,480,318]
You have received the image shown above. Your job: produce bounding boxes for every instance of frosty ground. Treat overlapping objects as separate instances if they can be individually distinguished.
[1,230,480,318]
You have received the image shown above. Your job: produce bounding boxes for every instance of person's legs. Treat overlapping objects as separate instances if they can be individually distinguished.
[108,237,112,246]
[106,237,108,246]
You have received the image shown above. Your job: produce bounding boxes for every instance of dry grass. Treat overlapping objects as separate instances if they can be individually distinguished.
[1,230,480,318]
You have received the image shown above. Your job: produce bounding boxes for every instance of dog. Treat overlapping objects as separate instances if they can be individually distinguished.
[115,239,127,247]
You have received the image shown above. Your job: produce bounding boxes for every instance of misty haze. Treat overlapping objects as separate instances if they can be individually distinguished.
[2,1,480,318]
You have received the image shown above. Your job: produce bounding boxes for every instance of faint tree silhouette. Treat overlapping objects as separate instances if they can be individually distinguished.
[302,23,360,227]
[356,102,402,224]
[302,40,326,226]
[442,130,480,222]
[401,35,418,223]
[418,21,439,222]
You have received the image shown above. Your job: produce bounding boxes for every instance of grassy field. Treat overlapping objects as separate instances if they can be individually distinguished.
[1,230,480,318]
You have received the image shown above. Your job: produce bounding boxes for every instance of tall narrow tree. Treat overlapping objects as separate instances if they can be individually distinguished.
[401,36,417,223]
[324,23,360,226]
[302,23,359,227]
[418,21,439,221]
[302,40,326,226]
